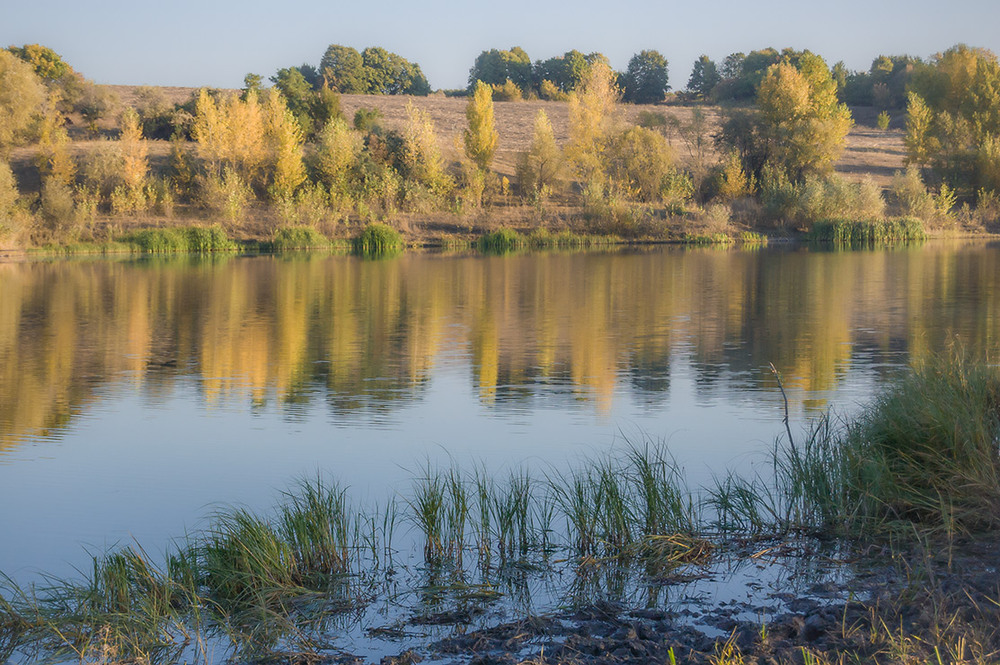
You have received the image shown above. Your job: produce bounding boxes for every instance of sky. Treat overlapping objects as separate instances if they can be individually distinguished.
[3,0,1000,90]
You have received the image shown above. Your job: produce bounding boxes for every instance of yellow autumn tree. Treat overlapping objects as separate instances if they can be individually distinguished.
[755,56,853,178]
[463,80,498,171]
[403,102,452,196]
[263,89,305,202]
[515,110,563,199]
[0,51,45,155]
[111,107,149,214]
[192,88,267,183]
[35,92,76,186]
[313,116,362,204]
[566,60,620,183]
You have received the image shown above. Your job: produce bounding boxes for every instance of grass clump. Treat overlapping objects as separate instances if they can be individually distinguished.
[352,222,403,256]
[839,349,1000,533]
[682,232,734,245]
[125,226,238,253]
[771,348,1000,536]
[525,228,617,249]
[270,225,330,251]
[476,227,524,253]
[808,217,926,245]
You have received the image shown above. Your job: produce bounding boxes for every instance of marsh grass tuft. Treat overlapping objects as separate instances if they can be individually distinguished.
[808,217,926,246]
[269,226,331,251]
[125,226,239,253]
[477,227,524,253]
[352,222,404,256]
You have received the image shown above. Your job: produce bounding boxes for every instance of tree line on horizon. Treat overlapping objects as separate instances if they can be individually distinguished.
[1,41,1000,247]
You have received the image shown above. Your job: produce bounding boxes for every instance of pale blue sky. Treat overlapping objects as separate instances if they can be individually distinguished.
[3,0,998,90]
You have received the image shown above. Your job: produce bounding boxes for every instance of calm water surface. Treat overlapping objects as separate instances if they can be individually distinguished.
[1,242,998,582]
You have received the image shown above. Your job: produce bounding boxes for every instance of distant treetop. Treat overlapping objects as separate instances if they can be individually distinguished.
[319,45,429,96]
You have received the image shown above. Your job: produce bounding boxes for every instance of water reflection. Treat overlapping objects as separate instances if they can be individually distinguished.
[3,243,1000,451]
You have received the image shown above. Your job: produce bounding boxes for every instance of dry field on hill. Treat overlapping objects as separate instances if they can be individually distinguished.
[89,86,906,187]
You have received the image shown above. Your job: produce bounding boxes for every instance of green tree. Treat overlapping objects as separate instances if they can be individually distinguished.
[361,47,430,95]
[464,81,498,170]
[468,47,532,91]
[0,51,46,154]
[621,50,669,104]
[271,67,316,133]
[533,50,608,93]
[687,55,720,99]
[320,45,366,93]
[242,73,263,102]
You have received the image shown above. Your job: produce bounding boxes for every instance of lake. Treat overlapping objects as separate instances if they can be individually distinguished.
[1,241,998,583]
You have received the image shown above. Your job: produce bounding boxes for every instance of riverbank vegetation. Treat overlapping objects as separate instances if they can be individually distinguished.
[1,349,998,662]
[3,43,1000,253]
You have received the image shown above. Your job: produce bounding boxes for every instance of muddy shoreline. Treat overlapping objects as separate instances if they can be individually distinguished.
[350,538,1000,665]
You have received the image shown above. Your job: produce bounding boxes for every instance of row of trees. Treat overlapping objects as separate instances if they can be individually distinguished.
[467,47,670,104]
[686,48,919,111]
[4,40,1000,246]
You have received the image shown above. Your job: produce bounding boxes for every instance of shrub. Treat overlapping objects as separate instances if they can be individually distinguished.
[711,152,755,201]
[199,167,253,224]
[353,107,382,133]
[127,228,187,252]
[603,126,688,203]
[761,172,885,228]
[41,177,76,233]
[312,117,362,198]
[538,79,568,101]
[0,160,18,223]
[889,166,937,220]
[490,79,522,101]
[185,226,238,251]
[401,103,452,198]
[110,184,146,216]
[282,182,333,228]
[352,222,403,255]
[876,111,890,131]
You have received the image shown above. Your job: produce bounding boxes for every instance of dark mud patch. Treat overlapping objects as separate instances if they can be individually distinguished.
[363,538,1000,665]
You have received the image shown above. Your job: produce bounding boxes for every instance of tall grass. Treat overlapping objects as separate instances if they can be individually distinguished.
[808,217,926,245]
[476,227,524,253]
[352,222,403,256]
[269,226,331,251]
[125,226,239,253]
